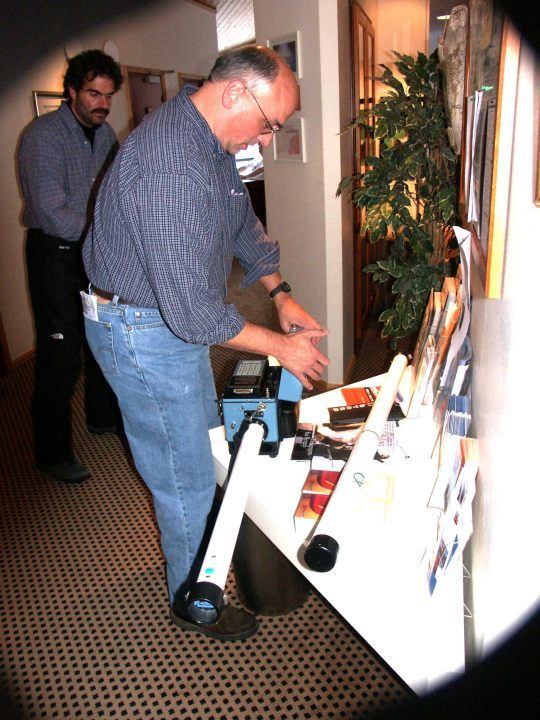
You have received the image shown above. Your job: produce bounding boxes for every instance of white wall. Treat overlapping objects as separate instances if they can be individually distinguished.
[0,0,218,364]
[469,45,540,659]
[253,0,354,384]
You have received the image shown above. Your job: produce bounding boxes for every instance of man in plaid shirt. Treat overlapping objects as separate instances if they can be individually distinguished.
[19,50,124,484]
[83,45,329,640]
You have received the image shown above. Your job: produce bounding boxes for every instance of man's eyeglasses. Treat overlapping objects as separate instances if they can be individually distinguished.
[244,86,282,136]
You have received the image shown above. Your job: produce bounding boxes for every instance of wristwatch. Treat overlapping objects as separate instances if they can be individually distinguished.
[269,281,291,299]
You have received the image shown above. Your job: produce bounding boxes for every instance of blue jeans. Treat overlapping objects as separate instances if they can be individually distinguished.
[84,299,221,604]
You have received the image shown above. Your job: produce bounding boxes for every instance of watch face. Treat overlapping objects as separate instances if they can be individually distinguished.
[281,282,291,293]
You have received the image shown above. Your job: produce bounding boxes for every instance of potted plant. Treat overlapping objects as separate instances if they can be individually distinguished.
[338,51,458,340]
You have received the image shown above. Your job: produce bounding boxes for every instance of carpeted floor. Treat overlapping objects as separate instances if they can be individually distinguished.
[0,263,414,720]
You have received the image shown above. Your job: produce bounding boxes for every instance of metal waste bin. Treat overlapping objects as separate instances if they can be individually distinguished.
[233,514,310,616]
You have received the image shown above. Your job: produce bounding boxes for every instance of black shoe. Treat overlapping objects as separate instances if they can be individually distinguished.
[37,460,90,484]
[170,603,258,640]
[86,422,121,436]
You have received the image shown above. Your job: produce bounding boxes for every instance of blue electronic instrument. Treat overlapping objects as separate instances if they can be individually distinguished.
[221,357,302,456]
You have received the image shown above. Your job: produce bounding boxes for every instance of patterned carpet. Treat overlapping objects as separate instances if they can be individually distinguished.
[0,264,414,720]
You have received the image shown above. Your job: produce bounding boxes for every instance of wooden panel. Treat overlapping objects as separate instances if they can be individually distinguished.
[350,1,378,346]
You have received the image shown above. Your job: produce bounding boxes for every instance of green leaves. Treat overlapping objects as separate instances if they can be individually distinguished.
[338,49,458,339]
[335,173,360,198]
[364,253,443,337]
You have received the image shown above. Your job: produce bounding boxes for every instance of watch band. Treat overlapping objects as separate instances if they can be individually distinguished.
[269,281,291,299]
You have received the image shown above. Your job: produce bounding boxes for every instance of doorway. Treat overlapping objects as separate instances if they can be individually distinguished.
[124,66,170,130]
[350,1,379,347]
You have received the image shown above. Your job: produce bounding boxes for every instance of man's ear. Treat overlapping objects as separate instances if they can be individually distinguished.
[68,85,77,102]
[222,79,245,109]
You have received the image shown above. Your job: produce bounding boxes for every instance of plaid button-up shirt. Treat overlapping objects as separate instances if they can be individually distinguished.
[18,101,117,242]
[83,88,280,346]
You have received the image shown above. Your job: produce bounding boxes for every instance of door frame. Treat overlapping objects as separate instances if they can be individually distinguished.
[123,65,172,131]
[350,1,377,346]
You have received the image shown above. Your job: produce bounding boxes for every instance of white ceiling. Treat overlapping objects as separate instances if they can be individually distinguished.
[216,0,255,50]
[190,0,255,51]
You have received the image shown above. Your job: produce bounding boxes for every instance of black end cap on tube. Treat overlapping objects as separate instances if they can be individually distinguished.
[186,581,224,624]
[304,534,340,572]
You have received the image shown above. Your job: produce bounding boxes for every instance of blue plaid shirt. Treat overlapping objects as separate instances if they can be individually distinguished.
[18,101,117,241]
[83,88,279,345]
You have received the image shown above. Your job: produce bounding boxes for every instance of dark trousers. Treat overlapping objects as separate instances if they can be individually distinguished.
[25,229,120,465]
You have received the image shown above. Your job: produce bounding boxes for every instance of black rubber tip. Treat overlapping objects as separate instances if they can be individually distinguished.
[186,581,224,624]
[304,534,340,572]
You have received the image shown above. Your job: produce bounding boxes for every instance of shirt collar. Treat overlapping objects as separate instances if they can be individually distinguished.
[60,100,103,139]
[177,86,227,159]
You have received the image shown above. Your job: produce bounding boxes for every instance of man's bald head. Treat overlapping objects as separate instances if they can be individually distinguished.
[192,44,299,155]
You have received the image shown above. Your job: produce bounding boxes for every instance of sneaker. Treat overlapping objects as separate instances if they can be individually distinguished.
[170,603,258,641]
[37,460,90,484]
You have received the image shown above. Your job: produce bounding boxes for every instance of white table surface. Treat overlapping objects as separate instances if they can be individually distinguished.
[210,374,465,693]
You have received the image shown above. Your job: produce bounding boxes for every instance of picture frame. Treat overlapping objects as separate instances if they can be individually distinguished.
[273,112,305,163]
[267,31,301,79]
[32,90,64,117]
[177,72,205,91]
[459,2,520,298]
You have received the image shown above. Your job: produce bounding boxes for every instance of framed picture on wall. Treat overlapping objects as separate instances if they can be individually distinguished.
[267,31,302,79]
[273,112,305,163]
[32,91,64,117]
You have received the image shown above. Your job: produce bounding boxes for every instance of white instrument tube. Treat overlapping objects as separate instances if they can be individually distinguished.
[187,421,265,623]
[304,353,408,572]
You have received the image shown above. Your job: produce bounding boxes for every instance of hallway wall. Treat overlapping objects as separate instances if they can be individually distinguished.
[253,0,355,384]
[468,43,540,658]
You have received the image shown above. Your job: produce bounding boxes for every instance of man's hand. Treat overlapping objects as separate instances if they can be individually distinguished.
[273,293,323,336]
[274,327,329,390]
[222,319,330,391]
